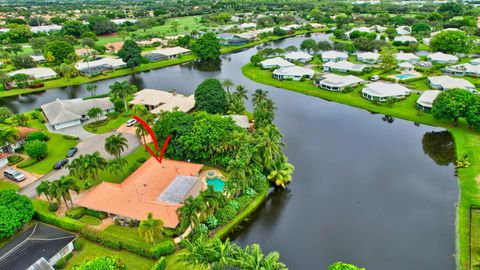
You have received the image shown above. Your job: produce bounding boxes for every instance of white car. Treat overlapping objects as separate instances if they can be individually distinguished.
[126,119,138,127]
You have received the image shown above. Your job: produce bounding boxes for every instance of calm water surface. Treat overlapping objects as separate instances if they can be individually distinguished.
[2,34,458,270]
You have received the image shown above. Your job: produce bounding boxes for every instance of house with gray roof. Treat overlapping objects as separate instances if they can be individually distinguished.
[41,98,115,130]
[0,222,75,270]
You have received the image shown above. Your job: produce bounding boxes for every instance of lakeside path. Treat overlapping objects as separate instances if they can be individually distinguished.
[241,63,480,270]
[0,28,328,99]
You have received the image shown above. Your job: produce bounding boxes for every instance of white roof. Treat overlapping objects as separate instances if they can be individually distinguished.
[30,55,45,62]
[129,89,195,113]
[362,82,411,98]
[225,115,250,128]
[427,52,458,62]
[470,58,480,65]
[30,25,61,33]
[394,36,417,43]
[75,57,125,70]
[428,76,475,90]
[398,62,414,68]
[322,50,348,59]
[417,90,441,108]
[320,73,364,88]
[111,19,138,25]
[273,66,315,77]
[260,57,294,68]
[396,26,411,35]
[395,52,420,62]
[357,52,379,60]
[41,98,114,125]
[239,23,256,29]
[9,67,57,79]
[148,46,191,57]
[324,60,365,72]
[445,63,480,74]
[284,51,312,60]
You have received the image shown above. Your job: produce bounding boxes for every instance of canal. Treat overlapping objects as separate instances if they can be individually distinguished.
[1,34,458,270]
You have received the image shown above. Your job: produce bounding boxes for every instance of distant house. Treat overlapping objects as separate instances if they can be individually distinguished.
[0,126,38,153]
[314,73,364,91]
[394,35,417,43]
[137,38,166,46]
[321,51,348,62]
[129,89,195,114]
[239,22,256,29]
[395,52,420,63]
[361,82,410,101]
[75,48,94,57]
[111,18,138,25]
[444,63,480,76]
[323,60,365,73]
[9,67,57,80]
[105,41,124,53]
[260,57,295,69]
[30,24,62,33]
[227,37,249,46]
[470,58,480,65]
[41,98,115,130]
[272,66,315,80]
[0,222,75,270]
[30,54,46,63]
[357,52,380,64]
[398,62,414,71]
[225,115,250,129]
[428,75,476,91]
[396,25,411,35]
[216,33,235,45]
[75,57,126,76]
[416,90,441,111]
[427,52,458,64]
[284,52,313,63]
[77,158,204,228]
[144,46,191,62]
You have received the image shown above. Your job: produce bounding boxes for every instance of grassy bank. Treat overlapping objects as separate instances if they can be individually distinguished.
[242,63,480,270]
[0,28,326,99]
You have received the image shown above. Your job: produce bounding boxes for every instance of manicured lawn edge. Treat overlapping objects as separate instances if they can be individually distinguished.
[242,63,480,270]
[213,189,268,240]
[0,28,328,99]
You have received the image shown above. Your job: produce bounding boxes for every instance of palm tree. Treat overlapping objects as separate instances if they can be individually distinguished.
[36,180,52,203]
[227,159,251,192]
[106,157,128,176]
[209,238,238,268]
[138,212,164,244]
[105,133,128,158]
[109,80,138,112]
[252,89,268,107]
[267,157,295,188]
[254,125,284,170]
[199,185,225,215]
[0,127,19,153]
[58,176,79,208]
[86,151,107,182]
[0,70,10,90]
[67,155,88,181]
[86,84,98,97]
[222,78,234,95]
[235,85,248,100]
[177,236,217,268]
[236,243,287,270]
[176,196,206,230]
[56,63,76,82]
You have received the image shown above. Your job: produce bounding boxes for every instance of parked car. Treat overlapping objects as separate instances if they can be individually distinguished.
[66,147,78,157]
[53,159,69,170]
[370,75,380,81]
[126,119,138,127]
[4,168,26,182]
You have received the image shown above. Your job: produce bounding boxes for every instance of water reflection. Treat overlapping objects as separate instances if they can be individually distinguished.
[191,59,222,72]
[422,130,456,166]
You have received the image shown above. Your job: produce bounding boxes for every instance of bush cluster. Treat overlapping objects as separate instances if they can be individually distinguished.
[65,207,86,219]
[34,209,85,232]
[85,208,108,219]
[7,155,24,165]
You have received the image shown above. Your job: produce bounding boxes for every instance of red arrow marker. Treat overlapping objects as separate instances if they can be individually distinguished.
[133,115,170,164]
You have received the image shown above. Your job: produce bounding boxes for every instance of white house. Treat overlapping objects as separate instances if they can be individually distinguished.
[357,52,380,64]
[394,35,417,43]
[322,51,348,62]
[129,89,195,114]
[144,46,191,62]
[444,63,480,76]
[75,57,126,75]
[323,60,365,73]
[427,52,458,64]
[41,98,115,130]
[416,90,441,111]
[395,52,420,63]
[396,25,411,35]
[284,52,313,63]
[428,75,476,91]
[314,73,364,91]
[260,57,295,69]
[111,18,138,25]
[30,24,62,33]
[272,66,315,81]
[470,58,480,65]
[9,67,57,80]
[361,82,410,101]
[398,62,415,71]
[30,54,46,63]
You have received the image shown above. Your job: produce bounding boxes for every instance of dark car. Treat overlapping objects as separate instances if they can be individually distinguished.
[53,159,68,170]
[66,147,78,158]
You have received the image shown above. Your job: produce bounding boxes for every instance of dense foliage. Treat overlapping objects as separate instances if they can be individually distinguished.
[194,78,228,114]
[118,40,142,70]
[72,256,126,270]
[0,190,34,238]
[192,32,221,60]
[43,40,75,65]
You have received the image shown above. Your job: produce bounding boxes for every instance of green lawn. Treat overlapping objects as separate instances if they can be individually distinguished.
[65,239,155,270]
[79,215,102,226]
[242,63,480,270]
[83,114,131,134]
[0,180,20,191]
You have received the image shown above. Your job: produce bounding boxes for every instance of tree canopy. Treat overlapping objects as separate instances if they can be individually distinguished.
[194,78,228,114]
[118,40,142,70]
[43,40,75,65]
[192,32,221,60]
[0,190,34,238]
[72,256,125,270]
[430,30,469,54]
[432,88,474,126]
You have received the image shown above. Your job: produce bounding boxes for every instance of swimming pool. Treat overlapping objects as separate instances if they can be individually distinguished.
[206,177,225,192]
[394,73,417,79]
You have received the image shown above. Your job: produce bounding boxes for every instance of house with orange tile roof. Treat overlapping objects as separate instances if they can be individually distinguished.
[0,126,38,154]
[105,41,124,53]
[76,158,204,228]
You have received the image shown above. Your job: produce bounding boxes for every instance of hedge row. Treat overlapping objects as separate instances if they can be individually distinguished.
[34,208,86,232]
[85,208,108,220]
[7,155,24,166]
[80,227,175,259]
[17,158,39,169]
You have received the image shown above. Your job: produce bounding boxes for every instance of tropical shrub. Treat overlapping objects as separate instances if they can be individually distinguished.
[48,202,59,212]
[72,256,126,270]
[151,257,166,270]
[73,238,85,251]
[152,240,175,257]
[7,155,24,165]
[66,207,86,219]
[85,208,108,219]
[25,131,49,142]
[205,216,218,230]
[0,190,34,238]
[54,252,73,269]
[214,204,238,226]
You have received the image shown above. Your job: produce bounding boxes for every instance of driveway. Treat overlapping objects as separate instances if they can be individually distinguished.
[19,131,141,198]
[0,166,42,189]
[44,117,107,140]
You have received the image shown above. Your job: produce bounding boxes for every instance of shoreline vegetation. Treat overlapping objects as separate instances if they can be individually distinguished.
[241,63,480,270]
[0,28,328,99]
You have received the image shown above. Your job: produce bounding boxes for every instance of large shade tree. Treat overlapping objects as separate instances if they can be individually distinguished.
[194,78,228,114]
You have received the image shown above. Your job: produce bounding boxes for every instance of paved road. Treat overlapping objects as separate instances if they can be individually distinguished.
[19,131,141,198]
